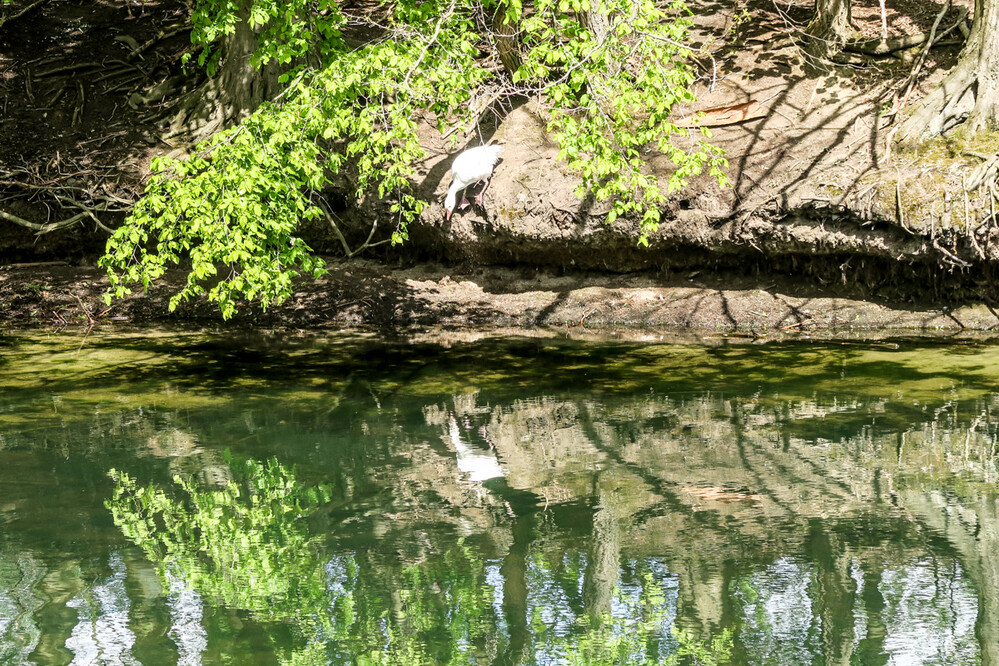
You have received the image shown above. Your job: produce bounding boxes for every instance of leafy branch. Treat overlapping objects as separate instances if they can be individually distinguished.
[102,0,727,318]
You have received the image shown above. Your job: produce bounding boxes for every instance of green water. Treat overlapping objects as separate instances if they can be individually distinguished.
[2,330,999,665]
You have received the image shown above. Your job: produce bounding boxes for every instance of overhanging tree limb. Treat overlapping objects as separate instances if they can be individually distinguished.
[101,0,728,318]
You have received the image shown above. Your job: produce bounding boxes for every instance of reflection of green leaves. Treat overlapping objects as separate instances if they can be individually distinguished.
[664,628,733,666]
[558,614,732,666]
[306,543,497,666]
[107,455,332,619]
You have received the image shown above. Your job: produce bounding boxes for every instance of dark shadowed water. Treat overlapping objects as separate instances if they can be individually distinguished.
[2,329,998,665]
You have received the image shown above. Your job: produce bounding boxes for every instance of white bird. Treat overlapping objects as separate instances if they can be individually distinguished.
[444,145,504,221]
[449,414,504,482]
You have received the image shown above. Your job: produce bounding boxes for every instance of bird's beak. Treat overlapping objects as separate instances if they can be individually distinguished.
[445,209,452,222]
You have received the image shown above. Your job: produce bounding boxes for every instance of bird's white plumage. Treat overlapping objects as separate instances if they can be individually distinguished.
[445,145,504,215]
[449,415,504,482]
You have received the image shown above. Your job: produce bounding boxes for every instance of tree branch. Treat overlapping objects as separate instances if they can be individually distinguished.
[0,0,48,30]
[0,209,89,235]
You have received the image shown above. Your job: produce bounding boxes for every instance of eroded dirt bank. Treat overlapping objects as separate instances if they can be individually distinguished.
[4,259,998,336]
[3,0,999,336]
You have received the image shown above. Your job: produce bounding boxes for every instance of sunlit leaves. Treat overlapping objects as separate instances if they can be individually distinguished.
[517,0,728,241]
[103,0,486,318]
[104,0,728,317]
[190,0,345,73]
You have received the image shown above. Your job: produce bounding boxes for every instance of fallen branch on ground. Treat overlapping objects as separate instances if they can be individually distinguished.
[844,33,929,56]
[0,0,48,29]
[675,100,768,128]
[845,7,967,57]
[0,209,91,235]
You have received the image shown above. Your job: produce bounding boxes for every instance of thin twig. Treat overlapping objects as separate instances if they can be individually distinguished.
[891,2,961,116]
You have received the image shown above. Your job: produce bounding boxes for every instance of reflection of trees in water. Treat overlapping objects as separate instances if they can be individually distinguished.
[103,426,996,665]
[414,388,999,664]
[107,456,333,622]
[7,335,999,663]
[106,454,728,665]
[0,551,43,665]
[165,569,208,666]
[64,552,139,666]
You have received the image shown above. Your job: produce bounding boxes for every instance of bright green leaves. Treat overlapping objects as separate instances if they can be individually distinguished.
[517,0,729,243]
[101,107,328,321]
[103,0,488,319]
[105,0,727,319]
[190,0,345,74]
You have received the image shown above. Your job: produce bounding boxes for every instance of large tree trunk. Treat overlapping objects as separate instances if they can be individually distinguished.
[894,0,999,143]
[492,2,522,77]
[802,0,855,66]
[162,1,281,151]
[580,6,610,46]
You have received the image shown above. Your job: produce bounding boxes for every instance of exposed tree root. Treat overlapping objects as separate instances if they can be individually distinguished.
[891,60,977,144]
[0,209,92,235]
[844,7,967,57]
[123,25,191,61]
[154,7,281,155]
[800,0,856,72]
[892,0,999,145]
[0,165,134,236]
[158,79,237,152]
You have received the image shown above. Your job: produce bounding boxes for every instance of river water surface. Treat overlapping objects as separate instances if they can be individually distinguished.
[2,330,998,665]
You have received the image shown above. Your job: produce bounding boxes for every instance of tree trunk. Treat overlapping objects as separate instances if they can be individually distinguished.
[580,6,610,46]
[492,2,522,77]
[894,0,999,143]
[803,0,854,67]
[163,0,281,151]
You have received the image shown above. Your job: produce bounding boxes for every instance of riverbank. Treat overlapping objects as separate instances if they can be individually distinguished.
[3,259,997,336]
[4,0,999,326]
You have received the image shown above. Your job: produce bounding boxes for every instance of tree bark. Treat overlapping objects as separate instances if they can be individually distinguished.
[894,0,999,143]
[163,0,281,150]
[580,5,610,46]
[803,0,855,68]
[492,2,522,77]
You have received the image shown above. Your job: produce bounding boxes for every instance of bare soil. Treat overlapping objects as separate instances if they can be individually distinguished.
[1,0,995,336]
[4,259,998,336]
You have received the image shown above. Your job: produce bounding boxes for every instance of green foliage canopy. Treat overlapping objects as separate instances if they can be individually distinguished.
[102,0,728,318]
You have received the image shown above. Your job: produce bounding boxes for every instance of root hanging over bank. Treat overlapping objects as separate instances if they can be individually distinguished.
[893,0,999,143]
